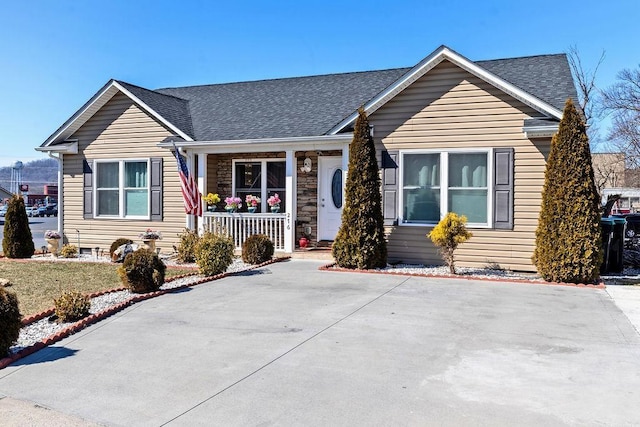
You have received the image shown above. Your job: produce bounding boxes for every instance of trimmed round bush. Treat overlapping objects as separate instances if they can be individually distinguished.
[177,228,199,263]
[54,290,90,322]
[195,232,234,276]
[59,244,78,259]
[110,238,134,259]
[0,286,22,357]
[242,234,274,264]
[117,249,166,293]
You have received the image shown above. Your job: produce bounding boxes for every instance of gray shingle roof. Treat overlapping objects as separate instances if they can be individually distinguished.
[117,81,195,139]
[122,53,578,142]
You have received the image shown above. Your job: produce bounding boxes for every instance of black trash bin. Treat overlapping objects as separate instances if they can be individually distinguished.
[610,217,626,272]
[600,217,614,274]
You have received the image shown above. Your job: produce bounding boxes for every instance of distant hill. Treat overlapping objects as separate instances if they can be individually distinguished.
[0,158,58,194]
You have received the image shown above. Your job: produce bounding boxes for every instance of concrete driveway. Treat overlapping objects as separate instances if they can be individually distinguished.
[1,259,639,426]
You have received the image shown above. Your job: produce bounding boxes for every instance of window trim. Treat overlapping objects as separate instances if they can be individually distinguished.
[399,148,493,228]
[94,158,151,219]
[232,158,286,213]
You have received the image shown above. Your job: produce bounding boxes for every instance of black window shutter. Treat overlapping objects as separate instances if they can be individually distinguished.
[493,148,514,229]
[150,158,163,221]
[381,150,399,226]
[83,160,93,219]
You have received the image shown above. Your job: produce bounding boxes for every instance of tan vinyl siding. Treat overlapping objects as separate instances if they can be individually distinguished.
[62,92,184,253]
[373,60,552,272]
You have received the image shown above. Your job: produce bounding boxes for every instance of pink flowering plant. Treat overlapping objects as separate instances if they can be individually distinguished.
[139,228,162,240]
[245,194,261,207]
[44,230,61,239]
[267,193,281,207]
[224,196,242,209]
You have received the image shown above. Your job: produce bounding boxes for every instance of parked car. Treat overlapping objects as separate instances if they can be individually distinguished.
[25,205,37,217]
[0,205,7,217]
[612,213,640,247]
[37,204,58,217]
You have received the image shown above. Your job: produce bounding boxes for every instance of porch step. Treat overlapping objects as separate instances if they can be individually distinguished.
[290,247,334,261]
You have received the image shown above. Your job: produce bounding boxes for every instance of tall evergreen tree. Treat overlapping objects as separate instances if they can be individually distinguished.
[2,195,35,258]
[332,108,387,269]
[533,99,602,283]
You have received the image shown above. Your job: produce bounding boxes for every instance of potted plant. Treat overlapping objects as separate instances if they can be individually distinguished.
[202,193,220,212]
[139,228,162,252]
[224,196,242,213]
[299,231,311,249]
[267,193,281,213]
[44,230,61,257]
[245,195,261,213]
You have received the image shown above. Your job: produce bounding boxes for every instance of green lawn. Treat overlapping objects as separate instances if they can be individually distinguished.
[0,259,196,317]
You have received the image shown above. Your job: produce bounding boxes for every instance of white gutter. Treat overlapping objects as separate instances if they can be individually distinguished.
[158,134,353,154]
[35,140,78,154]
[523,125,559,139]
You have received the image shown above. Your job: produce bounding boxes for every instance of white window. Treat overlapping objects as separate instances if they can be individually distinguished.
[233,159,286,212]
[401,150,491,226]
[95,160,149,218]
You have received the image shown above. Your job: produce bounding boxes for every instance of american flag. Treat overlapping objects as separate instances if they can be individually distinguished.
[173,143,202,216]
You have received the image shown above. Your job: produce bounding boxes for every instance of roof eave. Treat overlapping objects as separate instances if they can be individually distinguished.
[40,80,194,148]
[35,140,78,154]
[328,45,564,135]
[522,125,558,139]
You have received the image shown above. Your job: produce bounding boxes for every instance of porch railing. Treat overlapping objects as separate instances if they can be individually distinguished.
[202,212,286,250]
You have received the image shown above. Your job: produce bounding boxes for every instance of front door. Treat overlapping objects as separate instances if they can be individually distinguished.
[318,156,343,240]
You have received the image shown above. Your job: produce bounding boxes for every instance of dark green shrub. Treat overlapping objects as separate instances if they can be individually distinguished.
[2,196,35,258]
[117,249,166,293]
[177,228,199,263]
[194,232,234,276]
[110,238,134,259]
[533,99,602,283]
[242,234,274,264]
[54,290,90,323]
[0,286,22,357]
[427,212,473,274]
[332,107,387,269]
[59,244,78,259]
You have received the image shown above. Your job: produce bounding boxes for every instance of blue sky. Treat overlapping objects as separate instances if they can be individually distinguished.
[0,0,637,167]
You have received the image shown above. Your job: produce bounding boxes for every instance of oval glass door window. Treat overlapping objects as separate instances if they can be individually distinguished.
[331,169,343,208]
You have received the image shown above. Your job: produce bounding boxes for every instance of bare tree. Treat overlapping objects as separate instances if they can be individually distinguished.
[602,67,640,181]
[567,46,606,149]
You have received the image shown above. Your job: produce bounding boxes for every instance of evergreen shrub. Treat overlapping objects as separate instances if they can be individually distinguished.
[194,232,234,276]
[59,244,78,258]
[2,196,35,258]
[177,228,200,263]
[242,234,274,264]
[427,212,472,274]
[533,99,602,283]
[117,249,166,293]
[332,108,387,269]
[54,290,90,322]
[0,286,21,357]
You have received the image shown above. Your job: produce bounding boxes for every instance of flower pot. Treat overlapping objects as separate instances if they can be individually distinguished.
[207,205,216,212]
[141,239,156,252]
[271,206,280,213]
[299,237,309,248]
[45,238,60,257]
[248,207,257,213]
[225,206,237,213]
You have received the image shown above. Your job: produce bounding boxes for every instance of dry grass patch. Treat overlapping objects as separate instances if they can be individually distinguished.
[0,259,196,317]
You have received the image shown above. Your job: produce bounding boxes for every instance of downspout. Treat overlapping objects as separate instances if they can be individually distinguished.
[47,151,63,239]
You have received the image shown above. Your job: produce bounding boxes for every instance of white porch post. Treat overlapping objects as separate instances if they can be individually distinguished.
[342,143,349,206]
[197,153,206,233]
[284,150,295,253]
[185,152,196,231]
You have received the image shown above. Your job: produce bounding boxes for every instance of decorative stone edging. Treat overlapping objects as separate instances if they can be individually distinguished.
[319,263,606,289]
[0,257,289,370]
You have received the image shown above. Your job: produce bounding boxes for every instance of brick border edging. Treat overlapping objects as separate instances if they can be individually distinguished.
[0,256,289,370]
[318,263,606,289]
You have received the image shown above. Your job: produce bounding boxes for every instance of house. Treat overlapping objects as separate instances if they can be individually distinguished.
[36,45,577,272]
